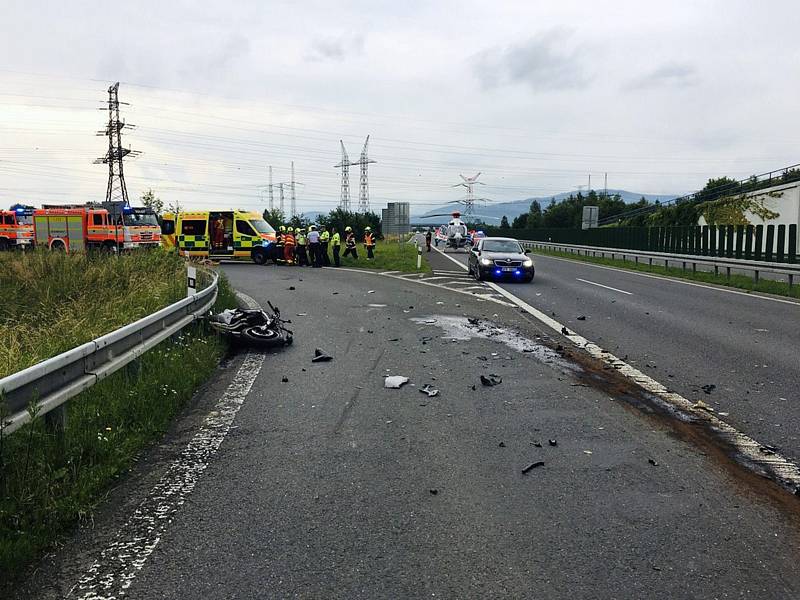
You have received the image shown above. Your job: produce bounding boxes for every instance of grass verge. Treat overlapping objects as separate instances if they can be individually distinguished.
[0,250,237,583]
[531,247,800,299]
[0,249,188,378]
[339,237,431,273]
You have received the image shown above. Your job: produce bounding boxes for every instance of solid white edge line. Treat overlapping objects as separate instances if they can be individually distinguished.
[430,244,800,492]
[535,252,800,307]
[576,277,633,295]
[71,297,266,598]
[484,279,800,493]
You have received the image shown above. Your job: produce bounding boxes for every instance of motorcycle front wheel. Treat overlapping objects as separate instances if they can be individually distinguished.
[241,325,290,346]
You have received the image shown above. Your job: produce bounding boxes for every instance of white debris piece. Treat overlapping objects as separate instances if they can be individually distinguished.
[384,375,410,389]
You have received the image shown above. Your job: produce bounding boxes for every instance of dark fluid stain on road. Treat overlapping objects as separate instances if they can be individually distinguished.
[414,315,800,517]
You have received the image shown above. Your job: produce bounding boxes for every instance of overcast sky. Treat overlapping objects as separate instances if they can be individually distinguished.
[2,0,799,215]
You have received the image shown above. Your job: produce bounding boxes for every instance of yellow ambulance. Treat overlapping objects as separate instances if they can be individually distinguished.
[161,210,276,264]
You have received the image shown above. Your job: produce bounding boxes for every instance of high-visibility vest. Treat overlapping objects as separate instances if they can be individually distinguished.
[345,233,356,247]
[364,233,374,246]
[320,231,330,242]
[296,233,307,245]
[284,233,296,246]
[331,232,341,246]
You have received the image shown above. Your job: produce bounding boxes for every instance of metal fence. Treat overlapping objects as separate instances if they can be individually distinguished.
[0,269,219,436]
[518,240,800,287]
[487,223,798,264]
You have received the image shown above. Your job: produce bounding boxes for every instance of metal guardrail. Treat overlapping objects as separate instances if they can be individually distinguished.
[520,240,800,287]
[0,269,219,436]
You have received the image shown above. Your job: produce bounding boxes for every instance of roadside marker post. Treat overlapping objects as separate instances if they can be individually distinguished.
[417,242,422,270]
[187,266,197,297]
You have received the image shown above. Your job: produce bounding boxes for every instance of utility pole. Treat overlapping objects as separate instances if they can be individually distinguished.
[604,172,608,197]
[268,165,274,210]
[278,183,285,213]
[290,161,297,217]
[588,174,591,194]
[94,82,139,204]
[358,135,376,213]
[334,140,351,212]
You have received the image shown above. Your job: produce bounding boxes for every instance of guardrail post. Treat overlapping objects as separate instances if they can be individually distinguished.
[754,270,759,283]
[45,405,67,435]
[726,266,731,279]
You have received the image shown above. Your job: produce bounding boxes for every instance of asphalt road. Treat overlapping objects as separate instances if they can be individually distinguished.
[18,259,800,599]
[426,241,800,465]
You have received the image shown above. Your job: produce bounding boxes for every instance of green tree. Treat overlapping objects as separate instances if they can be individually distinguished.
[317,208,382,239]
[263,208,286,229]
[500,215,510,229]
[140,189,163,215]
[511,213,528,228]
[528,200,543,228]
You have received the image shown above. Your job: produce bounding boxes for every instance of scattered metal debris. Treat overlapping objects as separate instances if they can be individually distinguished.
[312,348,333,362]
[648,458,659,466]
[561,326,571,335]
[480,374,502,386]
[701,384,716,394]
[420,384,439,397]
[577,315,586,321]
[429,488,439,495]
[522,461,545,474]
[548,439,558,447]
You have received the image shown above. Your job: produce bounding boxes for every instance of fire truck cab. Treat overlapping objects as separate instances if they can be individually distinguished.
[0,207,35,250]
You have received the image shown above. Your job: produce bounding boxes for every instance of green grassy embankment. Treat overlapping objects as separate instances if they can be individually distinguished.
[0,249,237,581]
[339,235,431,273]
[531,247,800,299]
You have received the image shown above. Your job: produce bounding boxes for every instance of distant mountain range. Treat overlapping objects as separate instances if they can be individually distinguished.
[412,189,680,223]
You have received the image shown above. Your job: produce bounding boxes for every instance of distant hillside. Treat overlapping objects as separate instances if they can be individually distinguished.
[412,189,679,223]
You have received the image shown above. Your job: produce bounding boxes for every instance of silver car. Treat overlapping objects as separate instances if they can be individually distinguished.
[467,237,534,282]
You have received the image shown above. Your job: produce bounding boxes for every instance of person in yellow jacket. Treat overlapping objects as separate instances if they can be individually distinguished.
[319,225,331,266]
[295,228,309,266]
[330,227,341,267]
[364,226,376,260]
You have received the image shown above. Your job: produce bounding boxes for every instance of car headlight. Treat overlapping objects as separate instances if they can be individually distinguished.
[480,258,492,266]
[523,258,533,267]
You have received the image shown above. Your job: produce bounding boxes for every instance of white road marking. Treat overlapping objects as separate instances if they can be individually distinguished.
[435,242,800,494]
[576,277,633,295]
[535,253,800,307]
[71,297,265,599]
[380,270,401,275]
[335,267,513,308]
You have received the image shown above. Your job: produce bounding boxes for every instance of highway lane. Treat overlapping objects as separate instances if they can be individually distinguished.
[426,242,800,464]
[17,261,800,599]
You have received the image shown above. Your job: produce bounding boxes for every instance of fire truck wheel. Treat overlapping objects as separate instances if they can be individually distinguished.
[0,238,8,251]
[50,240,66,252]
[103,241,117,252]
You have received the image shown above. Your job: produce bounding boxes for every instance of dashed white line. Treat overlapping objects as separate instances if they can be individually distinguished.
[576,277,633,295]
[535,253,800,307]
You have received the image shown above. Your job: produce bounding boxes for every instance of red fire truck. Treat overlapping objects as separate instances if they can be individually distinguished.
[33,203,160,252]
[0,206,35,250]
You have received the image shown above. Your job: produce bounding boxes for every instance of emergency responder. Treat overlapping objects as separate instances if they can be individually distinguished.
[307,224,321,267]
[343,226,358,259]
[213,216,225,250]
[425,228,432,252]
[284,227,296,265]
[330,227,341,267]
[275,225,286,264]
[364,226,376,260]
[319,225,331,266]
[295,227,309,266]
